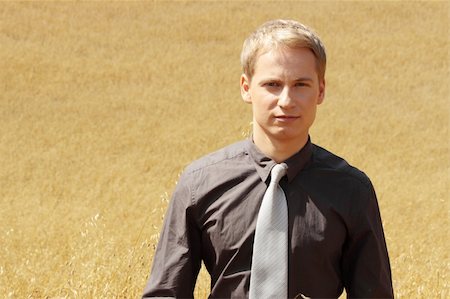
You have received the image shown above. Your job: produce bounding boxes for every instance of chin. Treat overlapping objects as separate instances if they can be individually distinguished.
[271,130,304,142]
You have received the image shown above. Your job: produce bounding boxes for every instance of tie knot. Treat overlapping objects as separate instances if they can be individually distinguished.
[270,163,287,184]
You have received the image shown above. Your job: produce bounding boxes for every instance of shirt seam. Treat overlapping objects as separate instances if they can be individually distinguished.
[186,151,249,207]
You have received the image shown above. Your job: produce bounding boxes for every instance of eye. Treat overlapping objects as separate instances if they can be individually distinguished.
[264,82,280,87]
[295,82,309,87]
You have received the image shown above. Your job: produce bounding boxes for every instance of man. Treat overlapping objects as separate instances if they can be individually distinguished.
[143,19,393,298]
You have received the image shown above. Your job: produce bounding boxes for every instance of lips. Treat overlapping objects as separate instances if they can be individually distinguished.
[274,115,299,122]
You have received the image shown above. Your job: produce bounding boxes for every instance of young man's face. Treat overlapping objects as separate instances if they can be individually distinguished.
[240,47,325,148]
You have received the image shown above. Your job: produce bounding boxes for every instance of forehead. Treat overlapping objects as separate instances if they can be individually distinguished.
[253,47,318,78]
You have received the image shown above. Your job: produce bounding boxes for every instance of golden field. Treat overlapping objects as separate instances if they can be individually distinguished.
[0,1,448,298]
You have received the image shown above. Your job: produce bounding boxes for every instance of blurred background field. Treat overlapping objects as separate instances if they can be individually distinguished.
[0,1,448,298]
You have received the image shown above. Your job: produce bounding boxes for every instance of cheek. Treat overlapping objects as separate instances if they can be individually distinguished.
[299,91,321,107]
[307,106,318,123]
[251,92,276,109]
[252,103,269,117]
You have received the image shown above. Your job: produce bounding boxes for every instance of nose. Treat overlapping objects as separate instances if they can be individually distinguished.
[277,87,295,109]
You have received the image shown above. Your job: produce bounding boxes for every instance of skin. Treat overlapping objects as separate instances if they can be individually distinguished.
[240,46,325,163]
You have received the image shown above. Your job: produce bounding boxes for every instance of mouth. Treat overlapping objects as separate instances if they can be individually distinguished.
[274,115,300,122]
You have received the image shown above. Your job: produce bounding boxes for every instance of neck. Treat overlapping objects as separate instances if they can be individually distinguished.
[253,133,308,163]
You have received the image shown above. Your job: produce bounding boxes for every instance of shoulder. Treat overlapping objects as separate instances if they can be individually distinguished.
[308,144,379,218]
[184,140,249,175]
[175,140,251,206]
[310,143,372,189]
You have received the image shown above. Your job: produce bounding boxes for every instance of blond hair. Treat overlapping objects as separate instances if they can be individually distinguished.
[240,19,326,81]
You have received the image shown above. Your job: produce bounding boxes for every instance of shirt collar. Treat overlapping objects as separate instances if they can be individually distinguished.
[245,137,313,183]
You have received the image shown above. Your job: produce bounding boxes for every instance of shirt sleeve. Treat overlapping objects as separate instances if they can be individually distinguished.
[142,172,202,298]
[341,179,394,298]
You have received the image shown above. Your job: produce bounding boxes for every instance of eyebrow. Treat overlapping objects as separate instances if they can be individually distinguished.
[293,77,314,82]
[261,76,313,81]
[257,76,314,85]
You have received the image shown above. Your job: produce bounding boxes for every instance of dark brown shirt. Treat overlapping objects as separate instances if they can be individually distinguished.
[143,139,393,298]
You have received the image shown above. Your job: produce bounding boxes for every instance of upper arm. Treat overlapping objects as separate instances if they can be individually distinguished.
[142,173,202,298]
[341,180,393,298]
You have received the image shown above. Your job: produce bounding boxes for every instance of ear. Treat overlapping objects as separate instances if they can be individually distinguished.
[317,78,326,105]
[240,74,252,103]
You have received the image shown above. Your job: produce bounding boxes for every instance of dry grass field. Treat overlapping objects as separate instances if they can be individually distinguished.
[0,1,448,298]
